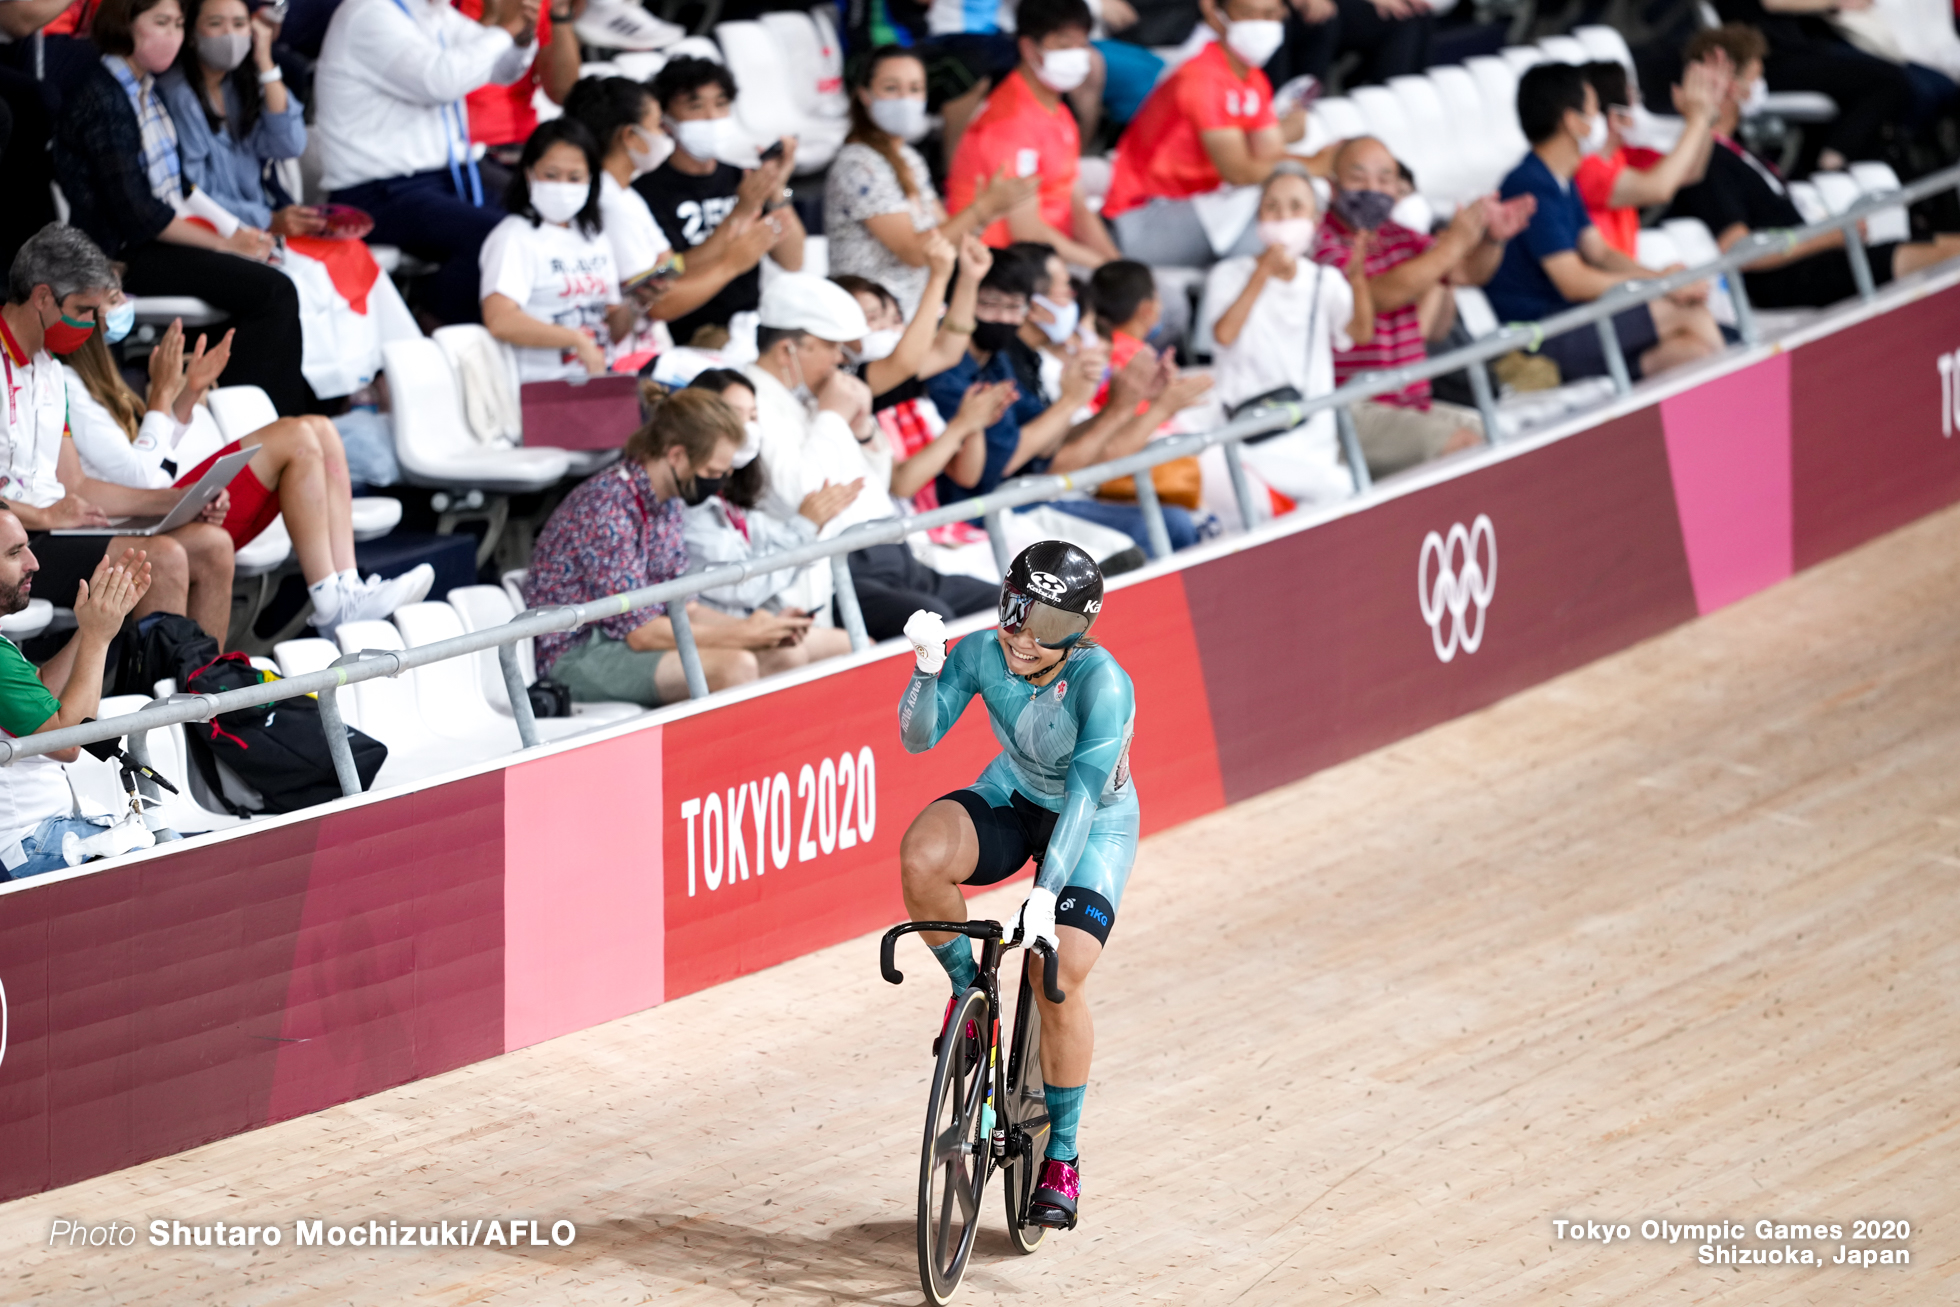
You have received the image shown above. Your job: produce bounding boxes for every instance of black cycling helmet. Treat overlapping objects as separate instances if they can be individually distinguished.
[999,540,1104,649]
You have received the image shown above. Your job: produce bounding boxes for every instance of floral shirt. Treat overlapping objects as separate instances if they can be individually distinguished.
[525,461,687,675]
[824,141,938,319]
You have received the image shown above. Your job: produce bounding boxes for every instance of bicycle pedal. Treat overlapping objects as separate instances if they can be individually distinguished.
[1027,1204,1078,1231]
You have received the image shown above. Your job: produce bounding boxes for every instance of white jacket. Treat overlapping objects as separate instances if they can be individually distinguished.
[682,497,820,616]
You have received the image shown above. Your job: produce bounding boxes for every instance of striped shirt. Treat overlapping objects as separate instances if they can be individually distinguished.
[105,56,182,207]
[1310,212,1433,411]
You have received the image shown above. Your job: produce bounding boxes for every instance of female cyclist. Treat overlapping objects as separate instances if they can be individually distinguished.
[896,539,1136,1232]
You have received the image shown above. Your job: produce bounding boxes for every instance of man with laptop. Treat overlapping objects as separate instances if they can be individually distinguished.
[2,226,230,642]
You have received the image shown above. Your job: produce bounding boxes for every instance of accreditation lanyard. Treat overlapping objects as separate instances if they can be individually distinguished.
[388,0,485,207]
[0,319,58,503]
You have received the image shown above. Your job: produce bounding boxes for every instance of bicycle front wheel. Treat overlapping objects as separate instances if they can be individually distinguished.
[918,985,992,1305]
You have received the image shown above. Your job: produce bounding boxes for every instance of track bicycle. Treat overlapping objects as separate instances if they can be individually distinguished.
[880,919,1067,1305]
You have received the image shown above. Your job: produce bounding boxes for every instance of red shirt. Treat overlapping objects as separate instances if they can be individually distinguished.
[947,68,1080,246]
[1103,41,1278,219]
[453,0,553,147]
[1574,145,1662,259]
[1309,212,1434,410]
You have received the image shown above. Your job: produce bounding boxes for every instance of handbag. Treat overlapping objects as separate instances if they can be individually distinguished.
[1097,457,1204,510]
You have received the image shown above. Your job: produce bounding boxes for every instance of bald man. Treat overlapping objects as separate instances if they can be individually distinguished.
[1308,136,1535,477]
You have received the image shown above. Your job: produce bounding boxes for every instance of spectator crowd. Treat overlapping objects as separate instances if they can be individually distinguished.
[2,0,1959,873]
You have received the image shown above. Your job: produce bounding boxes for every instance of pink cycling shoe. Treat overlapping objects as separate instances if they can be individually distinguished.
[1027,1156,1080,1229]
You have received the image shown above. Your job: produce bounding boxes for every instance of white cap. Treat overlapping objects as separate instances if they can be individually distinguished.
[757,273,869,342]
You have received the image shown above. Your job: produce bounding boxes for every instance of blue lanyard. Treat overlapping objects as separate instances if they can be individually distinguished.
[388,0,484,207]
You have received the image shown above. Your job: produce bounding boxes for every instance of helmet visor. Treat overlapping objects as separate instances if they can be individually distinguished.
[999,584,1092,649]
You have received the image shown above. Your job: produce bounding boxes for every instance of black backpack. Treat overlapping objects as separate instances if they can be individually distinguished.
[181,650,388,815]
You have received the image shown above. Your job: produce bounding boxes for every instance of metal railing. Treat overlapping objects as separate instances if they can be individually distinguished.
[6,161,1957,807]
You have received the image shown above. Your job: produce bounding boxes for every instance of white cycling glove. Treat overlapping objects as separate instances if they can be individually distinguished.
[1015,885,1061,960]
[904,608,947,675]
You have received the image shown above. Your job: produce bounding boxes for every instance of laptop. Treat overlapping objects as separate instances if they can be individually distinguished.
[52,447,259,536]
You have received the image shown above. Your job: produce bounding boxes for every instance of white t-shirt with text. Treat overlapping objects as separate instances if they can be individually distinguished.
[478,214,622,383]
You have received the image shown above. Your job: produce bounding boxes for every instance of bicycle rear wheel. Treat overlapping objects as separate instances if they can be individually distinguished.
[918,985,992,1305]
[1001,955,1049,1255]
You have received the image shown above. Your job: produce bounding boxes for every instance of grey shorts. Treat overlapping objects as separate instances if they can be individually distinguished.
[1351,400,1483,478]
[548,630,669,707]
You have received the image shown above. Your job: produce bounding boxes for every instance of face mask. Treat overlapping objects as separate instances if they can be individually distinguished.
[41,310,96,355]
[197,30,251,72]
[134,24,182,75]
[787,347,817,406]
[680,472,726,506]
[1225,19,1285,70]
[735,420,763,466]
[1578,112,1609,156]
[672,116,737,164]
[1742,78,1768,116]
[1331,188,1395,231]
[852,328,901,363]
[1030,293,1079,345]
[1389,194,1432,233]
[626,126,672,177]
[868,95,928,143]
[103,300,136,345]
[1036,48,1092,94]
[972,320,1020,353]
[529,179,589,225]
[1257,217,1316,257]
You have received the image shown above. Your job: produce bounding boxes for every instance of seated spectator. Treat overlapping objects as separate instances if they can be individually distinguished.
[945,0,1120,269]
[677,368,856,672]
[743,273,996,637]
[1577,58,1729,259]
[1,225,236,635]
[1200,165,1368,506]
[1314,137,1525,475]
[1711,0,1911,173]
[525,386,808,704]
[479,119,630,381]
[836,231,986,414]
[927,251,1209,553]
[64,303,432,638]
[1831,0,1960,132]
[157,0,419,402]
[51,0,313,415]
[454,0,580,186]
[1668,25,1960,308]
[827,45,1039,319]
[1009,241,1094,366]
[1101,0,1311,266]
[316,0,540,324]
[564,76,773,353]
[1486,64,1725,386]
[635,56,804,348]
[0,533,151,880]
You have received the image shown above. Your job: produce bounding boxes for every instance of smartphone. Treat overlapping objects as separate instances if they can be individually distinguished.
[758,140,785,164]
[258,0,288,22]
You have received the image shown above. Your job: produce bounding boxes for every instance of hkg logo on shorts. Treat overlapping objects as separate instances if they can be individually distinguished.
[1418,514,1497,663]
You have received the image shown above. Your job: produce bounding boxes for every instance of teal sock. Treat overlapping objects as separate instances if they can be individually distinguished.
[1043,1083,1086,1162]
[928,937,977,993]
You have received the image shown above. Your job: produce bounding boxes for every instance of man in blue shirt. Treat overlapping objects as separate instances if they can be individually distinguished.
[1485,62,1724,384]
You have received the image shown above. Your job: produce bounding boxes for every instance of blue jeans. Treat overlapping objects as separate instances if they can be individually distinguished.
[2,814,111,880]
[1045,498,1199,556]
[329,169,505,325]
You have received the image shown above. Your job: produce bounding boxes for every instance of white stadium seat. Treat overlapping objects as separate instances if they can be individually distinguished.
[1309,95,1367,145]
[381,338,572,492]
[1637,228,1685,270]
[0,597,52,640]
[1786,180,1830,225]
[390,601,528,755]
[1465,57,1530,164]
[1661,217,1723,268]
[1847,161,1911,245]
[434,324,616,477]
[1500,45,1547,75]
[1574,24,1636,73]
[1536,35,1590,67]
[1385,75,1468,205]
[1349,86,1423,182]
[446,584,645,738]
[331,618,475,786]
[1809,171,1862,216]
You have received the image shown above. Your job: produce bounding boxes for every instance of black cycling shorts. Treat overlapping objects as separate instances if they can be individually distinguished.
[940,788,1118,944]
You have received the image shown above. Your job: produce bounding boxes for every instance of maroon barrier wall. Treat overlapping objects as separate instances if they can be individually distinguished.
[2,277,1958,1203]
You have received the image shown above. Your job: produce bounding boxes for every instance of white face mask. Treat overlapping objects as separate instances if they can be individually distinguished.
[1578,112,1609,156]
[626,126,673,177]
[1036,47,1092,94]
[868,95,929,143]
[1030,293,1079,345]
[672,115,737,164]
[1224,19,1285,70]
[733,421,762,467]
[1742,78,1768,116]
[851,328,902,363]
[530,179,589,225]
[1389,194,1431,233]
[1257,216,1315,258]
[197,30,251,73]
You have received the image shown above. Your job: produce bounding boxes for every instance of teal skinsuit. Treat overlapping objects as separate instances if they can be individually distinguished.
[898,632,1140,915]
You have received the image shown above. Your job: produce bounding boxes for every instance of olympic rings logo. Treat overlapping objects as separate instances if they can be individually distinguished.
[1417,514,1498,663]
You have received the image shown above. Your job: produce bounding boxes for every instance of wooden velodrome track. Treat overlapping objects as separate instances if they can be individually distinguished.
[5,503,1959,1305]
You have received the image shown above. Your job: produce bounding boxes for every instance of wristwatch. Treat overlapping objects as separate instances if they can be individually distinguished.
[762,188,792,214]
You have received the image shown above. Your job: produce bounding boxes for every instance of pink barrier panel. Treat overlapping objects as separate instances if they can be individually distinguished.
[1660,353,1794,614]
